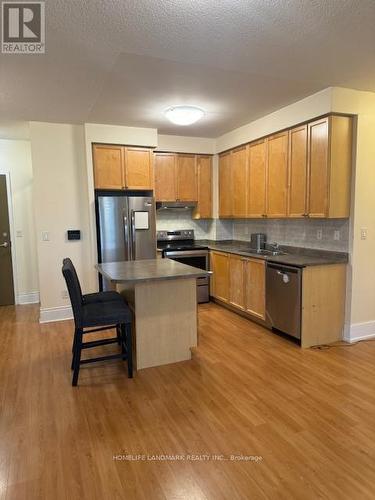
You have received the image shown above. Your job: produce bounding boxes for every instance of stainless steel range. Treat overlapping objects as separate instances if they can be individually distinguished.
[157,229,209,303]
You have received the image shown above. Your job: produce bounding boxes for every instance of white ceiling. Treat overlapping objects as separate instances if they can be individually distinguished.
[1,0,375,137]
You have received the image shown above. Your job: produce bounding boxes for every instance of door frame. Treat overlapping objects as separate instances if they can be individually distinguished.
[0,170,18,304]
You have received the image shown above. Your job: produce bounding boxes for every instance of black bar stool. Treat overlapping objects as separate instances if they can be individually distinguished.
[62,258,133,386]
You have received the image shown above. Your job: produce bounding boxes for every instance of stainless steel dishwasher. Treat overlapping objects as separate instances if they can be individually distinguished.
[266,263,302,340]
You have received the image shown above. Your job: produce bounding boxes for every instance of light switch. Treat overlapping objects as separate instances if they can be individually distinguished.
[16,230,23,238]
[42,231,50,241]
[361,228,367,240]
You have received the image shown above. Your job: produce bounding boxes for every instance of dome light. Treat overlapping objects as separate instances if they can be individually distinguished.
[165,106,205,126]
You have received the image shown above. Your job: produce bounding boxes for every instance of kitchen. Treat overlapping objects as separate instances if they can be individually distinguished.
[2,2,375,498]
[92,114,351,355]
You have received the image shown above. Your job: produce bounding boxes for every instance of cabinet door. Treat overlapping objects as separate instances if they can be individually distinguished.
[229,254,245,310]
[154,153,177,201]
[93,145,124,189]
[177,154,197,201]
[219,152,232,217]
[193,155,212,219]
[210,252,229,302]
[247,140,267,218]
[266,132,288,218]
[124,148,153,190]
[232,145,248,218]
[288,125,308,217]
[307,118,329,218]
[244,258,265,319]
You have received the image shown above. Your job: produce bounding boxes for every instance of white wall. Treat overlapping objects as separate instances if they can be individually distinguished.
[157,134,216,154]
[0,138,39,303]
[215,87,333,152]
[30,122,91,322]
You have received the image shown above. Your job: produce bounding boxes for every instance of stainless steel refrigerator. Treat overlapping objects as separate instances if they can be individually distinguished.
[96,194,156,289]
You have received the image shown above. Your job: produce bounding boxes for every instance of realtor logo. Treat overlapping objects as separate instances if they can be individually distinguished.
[1,2,45,53]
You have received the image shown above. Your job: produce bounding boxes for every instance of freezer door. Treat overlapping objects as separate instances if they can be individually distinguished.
[128,196,156,260]
[97,196,129,263]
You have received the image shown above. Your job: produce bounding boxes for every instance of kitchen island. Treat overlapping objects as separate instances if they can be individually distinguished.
[97,259,210,370]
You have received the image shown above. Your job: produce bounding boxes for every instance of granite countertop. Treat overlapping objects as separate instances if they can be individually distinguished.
[196,239,348,267]
[97,259,210,284]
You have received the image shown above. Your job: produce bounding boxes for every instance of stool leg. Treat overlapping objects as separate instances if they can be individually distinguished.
[72,328,83,387]
[124,323,133,378]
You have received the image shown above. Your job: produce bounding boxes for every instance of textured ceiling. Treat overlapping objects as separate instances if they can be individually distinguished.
[1,0,375,137]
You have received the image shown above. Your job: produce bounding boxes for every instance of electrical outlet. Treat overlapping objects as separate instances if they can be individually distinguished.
[316,229,322,240]
[334,230,340,241]
[361,228,367,240]
[61,290,69,299]
[16,230,23,238]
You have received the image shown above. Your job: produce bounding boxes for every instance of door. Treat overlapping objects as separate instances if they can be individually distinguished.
[124,147,153,190]
[128,196,156,260]
[97,195,128,263]
[93,145,125,189]
[177,154,197,201]
[244,258,265,319]
[210,251,229,302]
[219,152,232,217]
[193,155,212,219]
[154,153,177,201]
[308,117,329,218]
[229,254,245,309]
[232,145,248,218]
[288,125,308,217]
[266,132,288,218]
[247,140,267,218]
[0,175,15,305]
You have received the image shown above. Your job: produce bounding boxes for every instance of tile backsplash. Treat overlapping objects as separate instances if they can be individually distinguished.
[156,211,349,251]
[232,218,349,252]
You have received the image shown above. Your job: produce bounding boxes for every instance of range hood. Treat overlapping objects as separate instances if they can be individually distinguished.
[156,201,197,211]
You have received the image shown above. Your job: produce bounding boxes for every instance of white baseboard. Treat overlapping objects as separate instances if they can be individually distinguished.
[17,291,40,305]
[344,320,375,343]
[39,305,73,323]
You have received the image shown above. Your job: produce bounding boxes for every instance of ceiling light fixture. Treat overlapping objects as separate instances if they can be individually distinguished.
[164,105,205,126]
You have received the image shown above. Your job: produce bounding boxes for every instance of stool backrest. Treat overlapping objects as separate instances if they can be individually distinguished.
[62,258,83,327]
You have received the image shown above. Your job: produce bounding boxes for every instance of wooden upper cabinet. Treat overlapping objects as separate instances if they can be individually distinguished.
[247,140,267,218]
[193,155,212,219]
[229,254,245,310]
[288,125,308,217]
[307,118,329,218]
[124,147,153,190]
[210,251,229,302]
[266,132,289,218]
[177,154,197,201]
[219,152,232,217]
[154,153,177,201]
[244,258,265,319]
[93,145,124,189]
[232,145,248,218]
[308,115,352,218]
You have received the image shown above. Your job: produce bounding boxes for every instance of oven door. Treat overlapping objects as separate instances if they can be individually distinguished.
[163,250,209,303]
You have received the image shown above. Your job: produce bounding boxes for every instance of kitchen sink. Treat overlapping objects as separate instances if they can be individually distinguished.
[250,249,287,256]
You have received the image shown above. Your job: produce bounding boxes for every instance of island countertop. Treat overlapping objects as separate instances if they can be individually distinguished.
[97,259,210,284]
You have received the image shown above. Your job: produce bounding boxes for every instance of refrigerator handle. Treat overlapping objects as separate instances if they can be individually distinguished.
[124,215,131,260]
[130,210,136,260]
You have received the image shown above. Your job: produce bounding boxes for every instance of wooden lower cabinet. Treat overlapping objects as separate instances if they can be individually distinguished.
[212,251,266,321]
[210,251,229,302]
[244,258,266,320]
[229,254,245,310]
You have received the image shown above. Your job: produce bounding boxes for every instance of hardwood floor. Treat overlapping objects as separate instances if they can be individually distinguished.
[1,303,375,499]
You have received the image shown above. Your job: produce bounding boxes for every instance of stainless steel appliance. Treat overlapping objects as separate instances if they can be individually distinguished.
[266,263,302,340]
[250,233,267,252]
[157,229,209,303]
[96,193,156,289]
